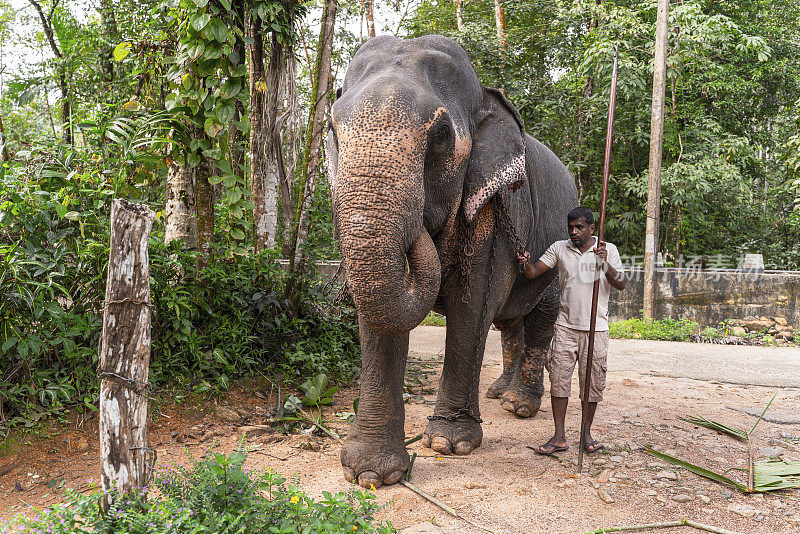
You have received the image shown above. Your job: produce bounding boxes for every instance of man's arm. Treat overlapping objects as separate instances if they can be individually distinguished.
[517,251,552,280]
[594,241,626,290]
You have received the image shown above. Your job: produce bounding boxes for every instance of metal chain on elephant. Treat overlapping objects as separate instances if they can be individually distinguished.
[428,204,499,425]
[492,194,527,268]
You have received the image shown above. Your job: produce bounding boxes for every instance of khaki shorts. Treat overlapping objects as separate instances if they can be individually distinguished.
[547,323,609,402]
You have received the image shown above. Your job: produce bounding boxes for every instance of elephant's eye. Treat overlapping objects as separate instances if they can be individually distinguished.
[432,124,450,146]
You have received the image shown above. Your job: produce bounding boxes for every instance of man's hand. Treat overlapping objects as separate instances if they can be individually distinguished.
[594,240,626,290]
[593,240,608,265]
[517,251,551,280]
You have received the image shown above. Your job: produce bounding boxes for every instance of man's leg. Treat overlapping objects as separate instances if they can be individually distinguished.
[536,396,569,453]
[578,330,608,453]
[535,325,577,454]
[581,401,601,452]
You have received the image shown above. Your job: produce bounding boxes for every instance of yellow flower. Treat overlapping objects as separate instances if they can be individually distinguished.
[369,484,376,491]
[289,495,299,505]
[352,527,357,532]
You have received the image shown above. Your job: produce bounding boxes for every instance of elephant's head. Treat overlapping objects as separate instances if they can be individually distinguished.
[327,35,527,334]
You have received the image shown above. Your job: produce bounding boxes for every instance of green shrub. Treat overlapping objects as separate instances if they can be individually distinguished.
[0,446,395,533]
[609,316,700,341]
[0,145,360,437]
[420,312,446,327]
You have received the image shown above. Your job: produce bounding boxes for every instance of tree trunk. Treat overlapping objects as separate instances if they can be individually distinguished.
[575,0,601,200]
[291,0,337,270]
[98,0,119,83]
[228,0,246,184]
[0,112,9,162]
[454,0,464,31]
[248,14,268,251]
[28,0,71,145]
[493,0,506,50]
[195,157,214,258]
[99,199,155,512]
[364,0,375,37]
[164,158,197,247]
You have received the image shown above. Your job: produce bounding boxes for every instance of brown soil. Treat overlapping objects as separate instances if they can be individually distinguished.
[1,329,799,534]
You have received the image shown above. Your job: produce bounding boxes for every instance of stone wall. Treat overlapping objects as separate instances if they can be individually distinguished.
[609,268,800,327]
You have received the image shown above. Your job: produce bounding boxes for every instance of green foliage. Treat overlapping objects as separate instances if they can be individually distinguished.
[420,312,446,327]
[300,373,339,407]
[609,315,699,341]
[0,132,360,436]
[0,446,395,533]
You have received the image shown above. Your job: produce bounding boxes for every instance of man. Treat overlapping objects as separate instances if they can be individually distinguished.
[517,206,625,454]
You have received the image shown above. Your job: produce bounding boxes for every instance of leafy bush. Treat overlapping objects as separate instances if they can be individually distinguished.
[0,143,360,437]
[0,446,395,533]
[609,316,700,341]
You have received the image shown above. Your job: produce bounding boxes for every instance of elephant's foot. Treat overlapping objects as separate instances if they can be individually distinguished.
[340,436,409,489]
[486,371,513,399]
[499,385,542,418]
[422,418,483,455]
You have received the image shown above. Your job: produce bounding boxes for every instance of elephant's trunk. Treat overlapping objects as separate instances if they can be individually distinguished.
[334,141,441,335]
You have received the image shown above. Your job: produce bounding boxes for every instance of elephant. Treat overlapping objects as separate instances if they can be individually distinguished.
[326,35,578,488]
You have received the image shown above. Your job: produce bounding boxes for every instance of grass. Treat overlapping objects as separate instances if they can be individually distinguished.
[420,312,446,326]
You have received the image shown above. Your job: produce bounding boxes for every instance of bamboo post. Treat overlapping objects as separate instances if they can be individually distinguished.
[99,199,156,511]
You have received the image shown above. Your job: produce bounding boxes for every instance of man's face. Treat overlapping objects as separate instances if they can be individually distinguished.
[568,217,594,248]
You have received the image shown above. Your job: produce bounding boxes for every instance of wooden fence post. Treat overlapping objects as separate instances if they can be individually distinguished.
[99,199,155,511]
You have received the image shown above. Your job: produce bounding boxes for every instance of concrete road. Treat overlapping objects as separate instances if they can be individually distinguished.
[409,326,800,388]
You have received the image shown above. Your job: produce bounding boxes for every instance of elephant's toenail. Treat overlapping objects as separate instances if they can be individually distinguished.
[385,470,405,485]
[430,437,452,455]
[342,466,355,482]
[358,471,381,489]
[453,441,473,455]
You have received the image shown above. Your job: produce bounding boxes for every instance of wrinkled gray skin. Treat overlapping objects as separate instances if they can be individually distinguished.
[327,35,577,488]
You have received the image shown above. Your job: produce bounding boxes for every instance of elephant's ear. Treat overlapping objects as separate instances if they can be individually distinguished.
[462,86,527,222]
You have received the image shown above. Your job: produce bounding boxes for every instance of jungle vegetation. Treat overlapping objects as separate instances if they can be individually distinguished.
[1,0,799,434]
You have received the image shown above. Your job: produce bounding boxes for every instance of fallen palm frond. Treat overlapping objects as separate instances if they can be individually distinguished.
[644,447,747,491]
[585,518,743,534]
[753,458,800,491]
[676,415,747,441]
[648,392,800,493]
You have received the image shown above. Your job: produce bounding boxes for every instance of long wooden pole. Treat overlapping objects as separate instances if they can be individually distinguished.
[643,0,670,320]
[578,48,618,473]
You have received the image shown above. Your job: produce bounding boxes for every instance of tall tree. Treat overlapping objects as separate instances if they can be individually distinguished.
[289,0,337,270]
[454,0,464,31]
[28,0,71,144]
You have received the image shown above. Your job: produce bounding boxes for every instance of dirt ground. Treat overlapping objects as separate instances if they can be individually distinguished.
[1,327,799,534]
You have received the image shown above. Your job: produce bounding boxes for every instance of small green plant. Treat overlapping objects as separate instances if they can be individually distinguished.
[421,311,446,326]
[300,373,339,408]
[1,445,395,533]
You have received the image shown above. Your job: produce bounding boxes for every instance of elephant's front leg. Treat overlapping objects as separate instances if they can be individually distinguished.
[422,288,496,455]
[341,316,409,488]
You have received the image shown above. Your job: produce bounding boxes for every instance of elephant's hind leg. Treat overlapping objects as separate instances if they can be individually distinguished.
[486,318,523,398]
[341,317,410,488]
[500,282,560,418]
